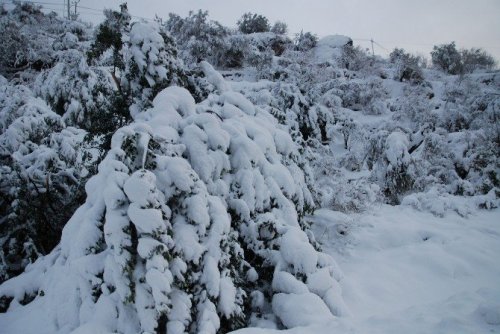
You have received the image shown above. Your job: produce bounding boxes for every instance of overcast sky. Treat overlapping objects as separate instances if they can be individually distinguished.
[57,0,500,61]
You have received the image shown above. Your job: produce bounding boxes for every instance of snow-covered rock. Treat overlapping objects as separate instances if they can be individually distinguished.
[314,35,353,63]
[272,293,334,328]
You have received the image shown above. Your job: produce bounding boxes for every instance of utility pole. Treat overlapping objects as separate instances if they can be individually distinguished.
[72,0,80,20]
[370,38,375,56]
[66,0,70,19]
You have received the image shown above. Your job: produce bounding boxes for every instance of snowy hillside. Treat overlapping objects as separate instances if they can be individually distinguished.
[0,3,499,334]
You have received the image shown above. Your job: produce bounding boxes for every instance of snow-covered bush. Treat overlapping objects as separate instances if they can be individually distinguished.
[0,63,346,333]
[87,4,190,116]
[294,31,318,52]
[0,19,29,78]
[239,35,275,70]
[438,76,493,132]
[314,147,380,212]
[455,132,499,196]
[0,85,88,282]
[389,48,425,84]
[339,44,372,72]
[392,84,435,125]
[221,33,289,71]
[0,2,91,81]
[237,13,270,34]
[259,81,334,150]
[393,73,499,203]
[34,44,128,159]
[402,187,499,217]
[372,131,415,204]
[87,3,130,72]
[35,49,116,126]
[440,78,473,127]
[431,42,496,75]
[331,77,388,113]
[402,188,475,217]
[218,35,246,69]
[461,47,496,73]
[86,7,190,148]
[165,10,228,66]
[323,175,380,213]
[122,22,188,117]
[410,130,456,191]
[431,42,463,75]
[0,82,34,132]
[271,21,288,35]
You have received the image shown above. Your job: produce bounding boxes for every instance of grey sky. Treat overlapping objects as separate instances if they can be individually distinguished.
[70,0,500,61]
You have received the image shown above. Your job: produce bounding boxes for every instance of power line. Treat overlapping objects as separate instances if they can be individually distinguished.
[373,41,389,52]
[78,5,101,12]
[352,38,372,42]
[354,37,500,53]
[0,0,153,21]
[372,38,500,50]
[352,38,389,55]
[0,0,64,6]
[0,0,66,16]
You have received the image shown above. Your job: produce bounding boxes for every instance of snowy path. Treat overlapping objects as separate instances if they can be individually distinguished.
[235,205,500,334]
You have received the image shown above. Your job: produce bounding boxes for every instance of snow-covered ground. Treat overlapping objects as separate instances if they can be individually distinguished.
[233,205,500,334]
[3,206,498,334]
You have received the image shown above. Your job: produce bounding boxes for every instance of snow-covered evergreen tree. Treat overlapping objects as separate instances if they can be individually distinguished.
[122,22,188,117]
[0,63,346,333]
[88,5,189,118]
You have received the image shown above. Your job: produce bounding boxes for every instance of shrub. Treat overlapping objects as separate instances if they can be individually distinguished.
[431,42,462,74]
[389,48,425,84]
[237,12,270,34]
[0,21,29,78]
[340,45,372,71]
[461,48,496,73]
[294,31,318,51]
[271,21,288,35]
[431,42,497,74]
[164,10,228,65]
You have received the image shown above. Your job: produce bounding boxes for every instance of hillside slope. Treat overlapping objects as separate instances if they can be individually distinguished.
[0,3,499,334]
